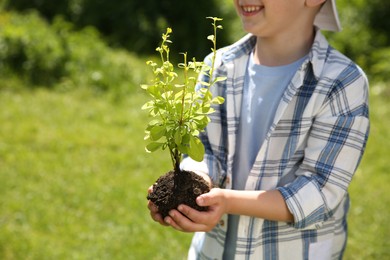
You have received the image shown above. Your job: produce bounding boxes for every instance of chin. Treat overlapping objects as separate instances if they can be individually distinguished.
[241,23,260,35]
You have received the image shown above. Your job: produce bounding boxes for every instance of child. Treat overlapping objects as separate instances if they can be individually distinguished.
[148,0,370,259]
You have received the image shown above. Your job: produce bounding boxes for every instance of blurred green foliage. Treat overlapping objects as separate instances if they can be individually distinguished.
[3,0,235,60]
[325,0,390,83]
[0,0,389,91]
[0,11,66,86]
[0,10,150,96]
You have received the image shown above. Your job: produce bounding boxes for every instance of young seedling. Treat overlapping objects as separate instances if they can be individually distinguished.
[143,17,225,217]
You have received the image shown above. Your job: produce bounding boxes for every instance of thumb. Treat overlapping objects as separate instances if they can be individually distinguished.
[196,188,220,207]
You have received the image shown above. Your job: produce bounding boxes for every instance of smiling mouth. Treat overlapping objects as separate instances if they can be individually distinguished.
[241,5,262,14]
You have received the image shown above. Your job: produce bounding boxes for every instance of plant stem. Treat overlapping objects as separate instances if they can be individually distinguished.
[179,53,188,126]
[174,149,181,173]
[208,18,220,86]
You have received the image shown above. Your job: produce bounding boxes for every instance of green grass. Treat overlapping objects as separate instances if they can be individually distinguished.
[0,85,389,259]
[0,88,192,259]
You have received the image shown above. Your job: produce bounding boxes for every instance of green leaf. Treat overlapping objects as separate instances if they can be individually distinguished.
[188,136,205,162]
[198,88,208,94]
[214,76,227,83]
[146,60,157,67]
[211,96,225,105]
[203,91,212,101]
[174,129,182,145]
[145,142,164,153]
[147,119,161,127]
[194,115,207,121]
[200,81,210,87]
[207,35,215,42]
[198,105,214,114]
[161,91,173,99]
[141,101,154,110]
[149,125,166,141]
[178,133,191,154]
[174,90,184,100]
[178,144,189,154]
[145,85,161,98]
[194,115,210,128]
[206,16,223,22]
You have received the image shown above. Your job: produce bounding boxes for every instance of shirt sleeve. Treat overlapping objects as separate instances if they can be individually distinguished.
[277,64,370,229]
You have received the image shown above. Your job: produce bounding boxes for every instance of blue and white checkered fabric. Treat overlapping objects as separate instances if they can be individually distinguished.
[182,29,370,260]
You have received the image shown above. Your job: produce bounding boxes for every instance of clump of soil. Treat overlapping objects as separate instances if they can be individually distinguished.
[147,170,210,218]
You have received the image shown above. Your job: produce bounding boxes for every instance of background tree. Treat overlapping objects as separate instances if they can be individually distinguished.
[3,0,235,60]
[324,0,390,83]
[3,0,390,83]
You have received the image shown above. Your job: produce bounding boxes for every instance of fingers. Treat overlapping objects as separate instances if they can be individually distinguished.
[177,204,208,224]
[148,200,169,226]
[166,188,227,232]
[196,188,222,207]
[148,202,220,232]
[168,204,221,232]
[166,208,209,232]
[147,187,226,232]
[147,184,169,226]
[147,200,212,232]
[147,185,154,194]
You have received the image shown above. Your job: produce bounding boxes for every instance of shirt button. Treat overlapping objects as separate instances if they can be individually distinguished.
[219,219,225,226]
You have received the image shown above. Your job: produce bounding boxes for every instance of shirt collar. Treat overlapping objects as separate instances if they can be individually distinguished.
[307,29,331,79]
[221,29,330,80]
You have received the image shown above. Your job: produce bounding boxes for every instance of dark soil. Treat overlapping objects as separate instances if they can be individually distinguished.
[147,170,210,218]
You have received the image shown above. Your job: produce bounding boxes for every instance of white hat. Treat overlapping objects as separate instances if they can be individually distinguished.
[314,0,341,31]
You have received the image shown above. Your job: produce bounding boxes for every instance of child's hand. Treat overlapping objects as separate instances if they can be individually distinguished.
[164,188,228,232]
[147,185,169,227]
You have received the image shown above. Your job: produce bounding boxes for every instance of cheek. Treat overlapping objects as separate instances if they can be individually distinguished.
[267,0,303,14]
[233,0,241,14]
[268,4,301,24]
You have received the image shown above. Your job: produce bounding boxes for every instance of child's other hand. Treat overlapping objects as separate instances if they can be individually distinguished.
[164,188,228,232]
[147,185,169,227]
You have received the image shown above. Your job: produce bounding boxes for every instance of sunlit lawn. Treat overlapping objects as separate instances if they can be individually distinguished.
[0,85,388,259]
[0,88,192,259]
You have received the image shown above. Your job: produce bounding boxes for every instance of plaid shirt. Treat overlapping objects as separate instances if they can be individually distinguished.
[182,30,370,260]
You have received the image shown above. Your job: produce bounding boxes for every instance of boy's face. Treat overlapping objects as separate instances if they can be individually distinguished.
[234,0,315,37]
